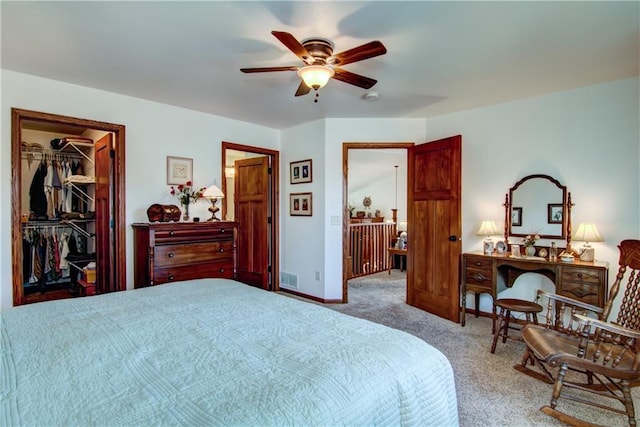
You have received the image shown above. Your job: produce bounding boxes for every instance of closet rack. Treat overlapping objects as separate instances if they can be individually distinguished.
[21,148,85,162]
[22,220,95,239]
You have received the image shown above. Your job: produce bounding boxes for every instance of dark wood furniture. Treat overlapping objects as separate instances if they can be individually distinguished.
[132,222,238,288]
[387,247,407,274]
[520,239,640,426]
[460,251,609,327]
[490,298,542,354]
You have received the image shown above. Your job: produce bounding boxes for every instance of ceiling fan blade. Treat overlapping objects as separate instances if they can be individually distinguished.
[271,31,313,64]
[329,41,387,66]
[294,81,312,97]
[240,66,299,73]
[332,68,378,89]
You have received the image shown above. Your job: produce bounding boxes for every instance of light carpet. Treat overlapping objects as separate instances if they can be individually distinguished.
[316,271,638,427]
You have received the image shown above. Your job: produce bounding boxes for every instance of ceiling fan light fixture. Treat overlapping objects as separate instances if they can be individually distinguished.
[298,65,334,90]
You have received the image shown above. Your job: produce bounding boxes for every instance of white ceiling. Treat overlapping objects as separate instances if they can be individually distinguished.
[2,1,638,130]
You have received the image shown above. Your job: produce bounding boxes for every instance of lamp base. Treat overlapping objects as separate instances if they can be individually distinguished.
[206,198,221,222]
[483,239,494,254]
[579,246,595,262]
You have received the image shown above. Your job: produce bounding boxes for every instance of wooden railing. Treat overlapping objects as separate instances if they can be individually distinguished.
[348,222,396,279]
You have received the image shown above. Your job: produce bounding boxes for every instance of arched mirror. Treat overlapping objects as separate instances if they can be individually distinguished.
[504,174,571,243]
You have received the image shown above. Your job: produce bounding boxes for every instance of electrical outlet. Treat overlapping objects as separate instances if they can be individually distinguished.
[315,271,321,281]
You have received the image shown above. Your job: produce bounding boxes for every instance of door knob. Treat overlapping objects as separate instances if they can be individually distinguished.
[449,235,458,242]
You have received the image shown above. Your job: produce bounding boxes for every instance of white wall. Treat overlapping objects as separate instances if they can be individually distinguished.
[348,149,408,223]
[1,70,279,308]
[426,77,640,318]
[3,70,638,318]
[280,120,326,296]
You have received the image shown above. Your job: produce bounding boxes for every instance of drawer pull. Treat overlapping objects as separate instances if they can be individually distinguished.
[475,262,482,266]
[169,231,175,236]
[219,268,225,273]
[168,275,174,281]
[167,252,174,258]
[472,273,489,282]
[219,248,225,253]
[220,229,226,233]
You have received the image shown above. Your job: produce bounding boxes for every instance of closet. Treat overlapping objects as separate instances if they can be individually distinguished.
[11,109,127,306]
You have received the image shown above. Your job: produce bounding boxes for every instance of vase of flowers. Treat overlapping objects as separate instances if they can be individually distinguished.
[522,234,541,256]
[170,181,205,221]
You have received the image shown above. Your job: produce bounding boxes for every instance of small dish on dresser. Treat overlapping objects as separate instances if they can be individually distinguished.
[560,254,575,262]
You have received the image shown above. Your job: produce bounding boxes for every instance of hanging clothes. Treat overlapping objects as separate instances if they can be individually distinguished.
[29,162,48,219]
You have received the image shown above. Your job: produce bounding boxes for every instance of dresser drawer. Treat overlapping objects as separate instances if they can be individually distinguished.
[464,256,493,290]
[559,266,606,306]
[155,241,233,268]
[154,226,235,244]
[154,260,234,284]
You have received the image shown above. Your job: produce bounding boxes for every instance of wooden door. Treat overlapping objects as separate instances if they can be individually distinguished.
[234,156,271,289]
[94,133,114,293]
[407,135,462,322]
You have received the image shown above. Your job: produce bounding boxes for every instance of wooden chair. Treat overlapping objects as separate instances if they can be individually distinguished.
[519,239,640,426]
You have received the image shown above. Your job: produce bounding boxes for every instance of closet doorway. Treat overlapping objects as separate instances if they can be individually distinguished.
[11,109,126,306]
[342,142,413,303]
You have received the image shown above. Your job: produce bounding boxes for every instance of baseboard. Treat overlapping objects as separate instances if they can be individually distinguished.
[279,288,342,304]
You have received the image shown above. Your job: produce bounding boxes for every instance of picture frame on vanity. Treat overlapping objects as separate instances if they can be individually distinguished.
[548,203,563,224]
[511,207,523,227]
[166,156,193,185]
[290,192,312,216]
[290,159,312,184]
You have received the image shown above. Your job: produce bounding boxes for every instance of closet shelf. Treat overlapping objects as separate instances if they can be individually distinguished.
[64,181,95,203]
[60,141,94,164]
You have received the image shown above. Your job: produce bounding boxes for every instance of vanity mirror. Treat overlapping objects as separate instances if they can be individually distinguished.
[504,174,573,246]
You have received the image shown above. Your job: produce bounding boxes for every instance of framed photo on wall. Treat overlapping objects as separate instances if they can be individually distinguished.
[511,207,523,227]
[290,192,312,216]
[548,203,563,224]
[166,156,193,185]
[290,159,312,184]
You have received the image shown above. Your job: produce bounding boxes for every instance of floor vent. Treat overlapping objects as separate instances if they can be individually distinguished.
[280,271,299,289]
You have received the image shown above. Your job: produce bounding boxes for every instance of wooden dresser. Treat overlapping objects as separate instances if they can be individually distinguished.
[460,251,609,326]
[132,222,238,288]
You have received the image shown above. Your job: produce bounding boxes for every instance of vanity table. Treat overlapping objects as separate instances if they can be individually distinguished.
[460,251,608,326]
[461,174,609,326]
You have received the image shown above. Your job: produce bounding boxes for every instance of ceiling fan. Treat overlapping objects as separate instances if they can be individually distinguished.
[241,31,387,100]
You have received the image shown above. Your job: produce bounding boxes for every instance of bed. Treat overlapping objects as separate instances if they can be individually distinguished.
[1,278,458,426]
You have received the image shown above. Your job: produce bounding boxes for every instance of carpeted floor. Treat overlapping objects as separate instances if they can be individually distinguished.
[315,271,638,427]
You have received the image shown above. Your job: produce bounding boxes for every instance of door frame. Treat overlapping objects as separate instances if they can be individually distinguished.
[221,141,279,290]
[10,108,126,306]
[342,142,415,303]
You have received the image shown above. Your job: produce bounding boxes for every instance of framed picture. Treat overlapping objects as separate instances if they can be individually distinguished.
[511,207,522,227]
[290,192,312,216]
[290,159,312,184]
[548,203,563,224]
[166,156,193,185]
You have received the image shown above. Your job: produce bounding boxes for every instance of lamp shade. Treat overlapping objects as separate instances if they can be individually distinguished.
[297,65,334,89]
[203,184,224,199]
[477,220,499,236]
[572,222,603,243]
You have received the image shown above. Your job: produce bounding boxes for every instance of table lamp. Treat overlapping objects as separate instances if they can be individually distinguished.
[572,222,603,261]
[477,220,499,254]
[203,184,225,221]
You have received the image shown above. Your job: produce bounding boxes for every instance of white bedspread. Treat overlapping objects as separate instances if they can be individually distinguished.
[1,279,458,426]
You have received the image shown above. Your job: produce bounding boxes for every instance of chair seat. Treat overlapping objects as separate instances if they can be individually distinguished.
[495,298,543,314]
[522,324,639,381]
